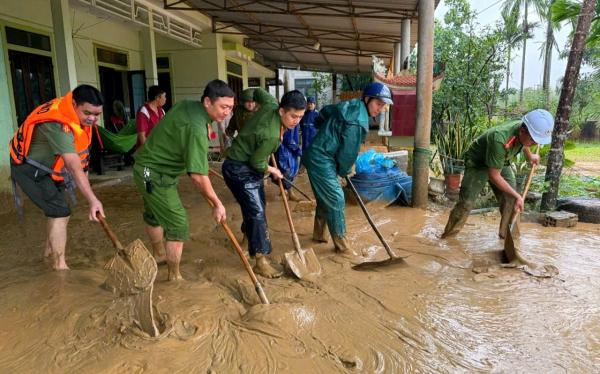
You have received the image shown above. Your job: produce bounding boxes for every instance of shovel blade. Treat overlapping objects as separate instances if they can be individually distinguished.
[284,247,321,280]
[104,239,158,295]
[351,255,409,271]
[292,200,316,213]
[504,225,517,263]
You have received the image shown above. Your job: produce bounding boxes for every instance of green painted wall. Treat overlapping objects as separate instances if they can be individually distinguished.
[0,34,15,193]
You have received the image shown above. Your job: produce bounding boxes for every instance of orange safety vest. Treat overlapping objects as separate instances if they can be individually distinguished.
[9,91,92,182]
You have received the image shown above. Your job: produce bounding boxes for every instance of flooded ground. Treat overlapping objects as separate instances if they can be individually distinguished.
[1,173,599,373]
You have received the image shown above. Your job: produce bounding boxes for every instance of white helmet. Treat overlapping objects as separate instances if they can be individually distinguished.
[522,109,554,145]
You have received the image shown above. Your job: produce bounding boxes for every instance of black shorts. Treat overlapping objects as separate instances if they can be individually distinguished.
[10,161,72,218]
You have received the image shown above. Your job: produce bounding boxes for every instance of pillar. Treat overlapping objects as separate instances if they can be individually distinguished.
[260,76,266,89]
[275,69,280,99]
[0,35,15,192]
[50,0,78,95]
[401,18,411,71]
[411,0,434,210]
[142,25,158,87]
[332,73,337,103]
[393,42,401,75]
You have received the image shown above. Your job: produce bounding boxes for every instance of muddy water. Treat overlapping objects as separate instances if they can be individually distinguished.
[1,175,599,373]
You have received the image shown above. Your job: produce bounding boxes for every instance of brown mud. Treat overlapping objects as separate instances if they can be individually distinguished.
[1,175,600,373]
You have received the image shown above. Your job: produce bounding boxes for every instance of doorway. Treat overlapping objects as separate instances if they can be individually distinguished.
[98,66,125,131]
[8,50,56,125]
[127,70,146,119]
[228,75,243,105]
[158,72,172,112]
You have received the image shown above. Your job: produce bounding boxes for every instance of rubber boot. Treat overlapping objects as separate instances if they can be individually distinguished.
[332,236,351,252]
[312,215,330,243]
[441,200,475,238]
[287,188,301,202]
[151,241,167,266]
[253,253,283,278]
[166,260,184,281]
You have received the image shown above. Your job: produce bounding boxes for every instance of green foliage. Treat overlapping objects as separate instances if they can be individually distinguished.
[531,174,600,198]
[432,0,509,141]
[552,0,600,51]
[340,74,372,93]
[434,112,480,174]
[311,72,332,106]
[565,141,600,160]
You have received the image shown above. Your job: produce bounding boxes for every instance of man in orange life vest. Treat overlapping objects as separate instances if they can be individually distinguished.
[10,85,106,270]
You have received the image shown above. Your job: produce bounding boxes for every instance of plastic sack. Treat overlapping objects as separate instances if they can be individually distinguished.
[348,166,412,206]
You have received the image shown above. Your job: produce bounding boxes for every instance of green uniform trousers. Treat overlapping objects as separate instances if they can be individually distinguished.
[442,158,517,239]
[133,163,189,241]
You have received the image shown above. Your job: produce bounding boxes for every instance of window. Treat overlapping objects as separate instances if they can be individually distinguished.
[156,57,170,69]
[295,78,315,96]
[6,27,51,51]
[226,60,243,76]
[96,47,128,67]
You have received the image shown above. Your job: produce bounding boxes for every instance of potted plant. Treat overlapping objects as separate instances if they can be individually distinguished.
[434,113,476,195]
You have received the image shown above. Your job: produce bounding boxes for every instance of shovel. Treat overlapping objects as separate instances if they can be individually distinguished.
[97,213,159,337]
[202,195,269,304]
[270,155,322,279]
[346,177,409,271]
[504,145,539,263]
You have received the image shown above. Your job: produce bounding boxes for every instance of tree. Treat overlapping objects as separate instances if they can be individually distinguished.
[502,0,547,107]
[501,6,538,107]
[541,0,597,211]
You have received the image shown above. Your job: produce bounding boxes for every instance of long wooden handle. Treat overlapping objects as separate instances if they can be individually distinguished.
[345,177,397,259]
[96,212,124,250]
[510,145,540,224]
[281,176,314,202]
[271,154,296,235]
[209,168,224,180]
[203,196,269,304]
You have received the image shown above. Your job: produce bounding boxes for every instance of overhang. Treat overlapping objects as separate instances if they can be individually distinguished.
[164,0,440,74]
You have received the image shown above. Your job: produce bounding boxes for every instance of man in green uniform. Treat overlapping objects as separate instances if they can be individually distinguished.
[10,85,106,270]
[302,83,392,254]
[442,109,554,239]
[133,80,234,281]
[223,88,306,278]
[225,88,256,138]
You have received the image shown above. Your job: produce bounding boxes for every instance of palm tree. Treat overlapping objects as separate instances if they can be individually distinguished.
[540,0,560,109]
[502,0,548,107]
[552,0,600,48]
[541,0,597,211]
[502,7,539,107]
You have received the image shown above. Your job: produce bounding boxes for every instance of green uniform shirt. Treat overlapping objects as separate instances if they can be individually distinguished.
[226,88,282,172]
[465,119,523,170]
[225,105,255,137]
[27,121,76,168]
[134,100,210,177]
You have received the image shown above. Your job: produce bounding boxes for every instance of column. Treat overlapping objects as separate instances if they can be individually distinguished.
[275,69,280,99]
[411,0,434,210]
[401,18,411,71]
[0,35,15,192]
[332,73,337,103]
[260,76,266,89]
[142,24,158,87]
[393,42,401,75]
[50,0,78,94]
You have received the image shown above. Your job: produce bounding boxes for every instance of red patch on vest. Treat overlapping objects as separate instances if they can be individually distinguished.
[281,127,285,142]
[207,123,216,140]
[504,136,516,150]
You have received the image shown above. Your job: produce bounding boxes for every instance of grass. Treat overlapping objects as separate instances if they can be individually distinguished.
[565,142,600,162]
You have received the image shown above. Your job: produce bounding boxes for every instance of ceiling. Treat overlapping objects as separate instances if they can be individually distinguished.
[164,0,440,74]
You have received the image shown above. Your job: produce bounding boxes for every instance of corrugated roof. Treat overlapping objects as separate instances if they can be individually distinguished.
[164,0,440,74]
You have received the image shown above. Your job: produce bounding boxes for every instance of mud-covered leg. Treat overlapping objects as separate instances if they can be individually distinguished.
[442,162,488,238]
[312,203,330,243]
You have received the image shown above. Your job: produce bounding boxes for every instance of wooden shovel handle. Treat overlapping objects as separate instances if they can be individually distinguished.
[510,145,540,224]
[271,154,296,235]
[96,212,123,250]
[202,196,269,304]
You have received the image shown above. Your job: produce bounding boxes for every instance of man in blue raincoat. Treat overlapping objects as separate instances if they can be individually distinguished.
[300,97,319,153]
[302,83,393,253]
[275,123,302,201]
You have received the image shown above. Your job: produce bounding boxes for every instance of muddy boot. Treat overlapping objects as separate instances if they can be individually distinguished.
[287,188,301,202]
[312,215,330,243]
[151,241,167,266]
[441,200,475,238]
[253,253,282,278]
[167,260,184,281]
[332,236,360,263]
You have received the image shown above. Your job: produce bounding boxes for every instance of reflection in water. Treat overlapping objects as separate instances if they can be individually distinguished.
[0,176,599,373]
